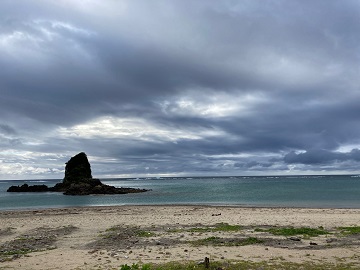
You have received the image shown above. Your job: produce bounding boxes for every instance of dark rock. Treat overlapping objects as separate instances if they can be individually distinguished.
[62,179,147,196]
[288,237,301,241]
[7,184,50,192]
[8,152,149,196]
[326,238,337,243]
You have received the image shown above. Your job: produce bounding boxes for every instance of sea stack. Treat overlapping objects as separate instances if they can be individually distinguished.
[51,152,103,195]
[64,152,92,185]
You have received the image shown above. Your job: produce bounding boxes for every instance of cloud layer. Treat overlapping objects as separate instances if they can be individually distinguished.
[1,0,360,179]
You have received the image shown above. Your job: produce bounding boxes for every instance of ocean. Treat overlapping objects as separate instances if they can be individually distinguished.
[0,175,359,210]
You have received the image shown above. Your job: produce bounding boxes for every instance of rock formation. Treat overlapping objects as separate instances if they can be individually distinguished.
[64,152,92,185]
[7,152,149,195]
[7,184,49,192]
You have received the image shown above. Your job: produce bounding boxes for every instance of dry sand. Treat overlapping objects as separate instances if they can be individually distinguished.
[0,205,359,269]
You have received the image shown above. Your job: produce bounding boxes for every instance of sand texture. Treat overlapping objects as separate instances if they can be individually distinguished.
[0,206,360,269]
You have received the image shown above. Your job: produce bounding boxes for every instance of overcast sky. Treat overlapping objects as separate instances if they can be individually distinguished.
[1,0,360,179]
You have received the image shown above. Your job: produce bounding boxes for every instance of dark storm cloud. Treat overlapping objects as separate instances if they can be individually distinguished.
[284,149,360,165]
[215,96,360,153]
[1,0,360,178]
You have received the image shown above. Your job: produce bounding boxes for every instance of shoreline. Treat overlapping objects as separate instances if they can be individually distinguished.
[1,205,360,269]
[2,202,360,213]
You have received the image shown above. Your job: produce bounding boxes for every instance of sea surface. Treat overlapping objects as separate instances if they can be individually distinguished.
[0,175,360,210]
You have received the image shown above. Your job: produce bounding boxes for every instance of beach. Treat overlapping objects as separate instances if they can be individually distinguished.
[1,205,360,269]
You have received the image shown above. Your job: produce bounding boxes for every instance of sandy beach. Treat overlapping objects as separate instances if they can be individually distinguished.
[1,205,360,269]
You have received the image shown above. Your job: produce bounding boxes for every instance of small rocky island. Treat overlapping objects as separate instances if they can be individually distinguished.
[7,152,148,195]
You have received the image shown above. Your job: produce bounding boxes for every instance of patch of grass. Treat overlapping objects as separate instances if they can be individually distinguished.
[0,225,77,262]
[101,225,156,239]
[0,248,31,256]
[241,237,264,245]
[119,260,359,270]
[190,236,263,246]
[136,230,156,237]
[120,263,151,270]
[105,227,119,232]
[188,223,242,233]
[213,222,242,232]
[166,228,183,233]
[256,227,330,237]
[338,226,360,235]
[191,236,221,245]
[13,236,34,241]
[254,228,266,233]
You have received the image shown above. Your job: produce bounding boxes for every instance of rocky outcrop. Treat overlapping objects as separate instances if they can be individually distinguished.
[50,177,148,196]
[7,184,49,192]
[7,152,149,195]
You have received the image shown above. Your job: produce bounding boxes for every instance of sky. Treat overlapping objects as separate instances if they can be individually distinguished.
[1,0,360,180]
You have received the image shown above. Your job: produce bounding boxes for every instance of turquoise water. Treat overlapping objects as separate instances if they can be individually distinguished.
[0,175,360,210]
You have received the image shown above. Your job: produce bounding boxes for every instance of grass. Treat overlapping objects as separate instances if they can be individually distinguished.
[119,260,359,270]
[338,226,360,235]
[135,230,156,237]
[0,245,56,262]
[120,264,151,270]
[188,223,242,233]
[0,226,76,262]
[102,226,156,238]
[255,227,330,237]
[0,248,31,256]
[190,236,263,246]
[0,235,53,259]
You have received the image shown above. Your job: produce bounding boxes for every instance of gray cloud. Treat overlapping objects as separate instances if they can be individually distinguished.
[0,124,17,135]
[284,149,360,165]
[1,0,360,179]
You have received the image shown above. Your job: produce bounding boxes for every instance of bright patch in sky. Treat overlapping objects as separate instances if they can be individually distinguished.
[57,116,225,142]
[159,92,266,118]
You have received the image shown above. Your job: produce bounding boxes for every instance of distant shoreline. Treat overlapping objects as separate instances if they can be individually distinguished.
[1,203,360,213]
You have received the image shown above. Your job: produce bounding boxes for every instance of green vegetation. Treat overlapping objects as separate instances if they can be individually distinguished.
[0,243,56,262]
[135,230,156,237]
[0,248,31,256]
[0,226,76,262]
[338,226,360,235]
[188,223,242,233]
[119,260,359,270]
[255,227,330,237]
[101,225,156,239]
[120,264,151,270]
[190,236,263,246]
